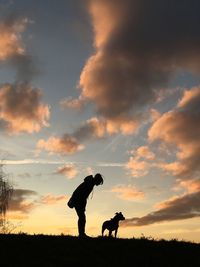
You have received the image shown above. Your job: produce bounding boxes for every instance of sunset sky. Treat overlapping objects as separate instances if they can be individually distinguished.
[1,0,200,242]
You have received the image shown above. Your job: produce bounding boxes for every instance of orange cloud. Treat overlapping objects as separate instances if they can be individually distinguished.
[126,146,155,177]
[174,179,200,194]
[38,117,109,155]
[9,189,38,213]
[74,116,139,140]
[122,191,200,227]
[88,0,119,48]
[40,194,67,205]
[79,51,147,132]
[157,161,186,177]
[124,87,200,226]
[6,212,29,220]
[74,117,106,140]
[0,83,50,134]
[0,16,37,83]
[106,117,139,135]
[136,146,155,160]
[38,115,140,155]
[0,16,47,136]
[155,195,183,210]
[148,87,200,179]
[55,164,78,179]
[126,157,150,177]
[37,135,84,155]
[150,108,161,122]
[66,0,200,136]
[60,96,84,110]
[0,17,27,61]
[110,184,145,201]
[178,87,200,108]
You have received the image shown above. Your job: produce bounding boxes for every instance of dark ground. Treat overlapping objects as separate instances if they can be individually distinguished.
[0,234,200,267]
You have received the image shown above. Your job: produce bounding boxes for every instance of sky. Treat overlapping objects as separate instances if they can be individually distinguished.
[1,0,200,242]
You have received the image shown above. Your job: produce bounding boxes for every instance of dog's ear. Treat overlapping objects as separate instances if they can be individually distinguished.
[115,212,119,215]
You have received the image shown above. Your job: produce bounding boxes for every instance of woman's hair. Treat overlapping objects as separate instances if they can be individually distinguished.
[94,173,104,185]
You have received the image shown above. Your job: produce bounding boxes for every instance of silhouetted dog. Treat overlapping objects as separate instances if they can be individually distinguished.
[102,212,125,238]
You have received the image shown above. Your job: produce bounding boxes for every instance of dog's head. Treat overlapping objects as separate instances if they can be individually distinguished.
[115,212,125,221]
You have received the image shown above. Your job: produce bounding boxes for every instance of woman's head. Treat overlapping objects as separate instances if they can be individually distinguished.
[94,173,104,186]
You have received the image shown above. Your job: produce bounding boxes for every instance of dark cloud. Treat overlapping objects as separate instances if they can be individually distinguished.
[0,15,38,82]
[76,0,200,128]
[38,114,139,155]
[11,54,38,83]
[122,191,200,227]
[9,190,67,215]
[37,117,106,155]
[124,87,200,226]
[9,189,38,213]
[0,16,25,61]
[0,83,50,134]
[0,16,49,134]
[73,117,105,141]
[149,87,200,179]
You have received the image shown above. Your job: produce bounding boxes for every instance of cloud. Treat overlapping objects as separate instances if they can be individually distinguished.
[9,189,38,213]
[110,184,145,201]
[0,16,49,134]
[149,86,200,179]
[178,87,200,109]
[3,159,74,165]
[55,164,78,179]
[40,194,67,205]
[176,179,200,194]
[60,96,84,110]
[66,0,200,134]
[0,16,27,61]
[0,83,50,134]
[126,157,150,177]
[12,53,38,83]
[124,87,200,226]
[150,109,161,122]
[8,191,67,219]
[136,146,155,160]
[37,116,134,156]
[105,117,140,135]
[126,146,155,177]
[74,116,140,140]
[37,117,105,156]
[0,16,37,82]
[38,115,140,155]
[37,135,84,155]
[6,212,29,220]
[122,191,200,227]
[73,117,106,140]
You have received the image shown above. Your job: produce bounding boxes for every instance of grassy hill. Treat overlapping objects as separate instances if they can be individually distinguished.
[0,234,199,267]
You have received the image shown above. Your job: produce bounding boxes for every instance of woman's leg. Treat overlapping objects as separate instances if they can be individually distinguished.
[75,206,86,236]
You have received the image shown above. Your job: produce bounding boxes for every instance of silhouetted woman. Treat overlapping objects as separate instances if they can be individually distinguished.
[67,173,103,237]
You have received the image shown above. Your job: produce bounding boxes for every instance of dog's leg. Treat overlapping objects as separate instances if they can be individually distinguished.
[109,230,112,237]
[102,226,105,236]
[115,228,118,238]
